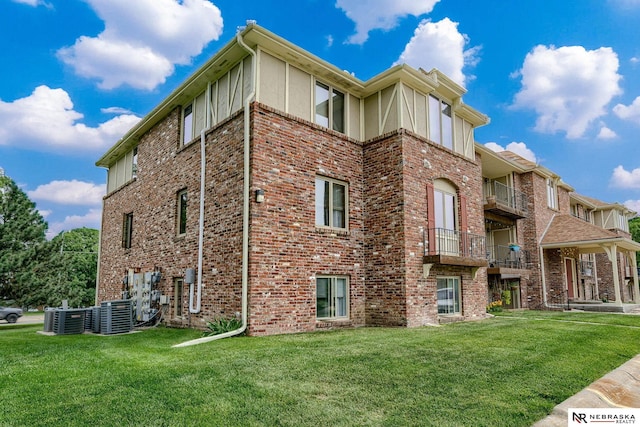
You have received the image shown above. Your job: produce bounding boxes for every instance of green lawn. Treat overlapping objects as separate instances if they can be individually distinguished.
[1,312,640,426]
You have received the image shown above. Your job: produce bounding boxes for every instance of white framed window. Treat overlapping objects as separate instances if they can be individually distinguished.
[429,95,453,149]
[132,147,138,178]
[181,91,207,146]
[433,180,458,256]
[315,176,348,230]
[174,278,184,317]
[315,81,345,133]
[617,211,629,232]
[437,277,461,315]
[177,189,187,236]
[546,178,558,210]
[316,276,348,319]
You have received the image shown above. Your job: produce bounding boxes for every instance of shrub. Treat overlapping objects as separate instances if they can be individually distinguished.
[204,316,243,336]
[486,300,503,313]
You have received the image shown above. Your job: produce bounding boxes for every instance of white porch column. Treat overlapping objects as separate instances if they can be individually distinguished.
[603,244,622,306]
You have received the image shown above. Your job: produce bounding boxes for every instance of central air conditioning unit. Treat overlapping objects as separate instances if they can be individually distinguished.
[91,306,101,333]
[100,300,133,335]
[53,309,86,335]
[83,308,93,331]
[43,308,56,332]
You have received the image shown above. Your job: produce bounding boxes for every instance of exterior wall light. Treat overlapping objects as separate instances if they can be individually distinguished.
[255,189,265,203]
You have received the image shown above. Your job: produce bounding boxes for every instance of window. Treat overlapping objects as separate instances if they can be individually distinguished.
[177,189,187,236]
[315,81,345,133]
[617,211,629,232]
[546,178,558,210]
[315,177,347,229]
[182,104,193,145]
[132,147,138,178]
[431,180,458,256]
[437,277,461,315]
[182,91,207,145]
[122,212,133,249]
[316,276,348,319]
[174,278,184,317]
[429,95,453,149]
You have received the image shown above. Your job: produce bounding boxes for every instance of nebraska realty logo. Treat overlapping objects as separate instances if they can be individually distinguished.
[569,408,639,425]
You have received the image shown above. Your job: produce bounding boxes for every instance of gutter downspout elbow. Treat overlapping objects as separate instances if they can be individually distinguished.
[174,29,255,347]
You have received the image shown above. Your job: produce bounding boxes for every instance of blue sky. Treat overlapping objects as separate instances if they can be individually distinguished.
[3,0,640,238]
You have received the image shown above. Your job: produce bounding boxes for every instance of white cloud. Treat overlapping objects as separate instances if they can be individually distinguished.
[597,125,617,139]
[57,0,223,90]
[101,106,134,115]
[512,45,622,139]
[47,209,103,239]
[11,0,49,6]
[624,200,640,214]
[28,180,106,206]
[484,141,537,163]
[337,0,440,45]
[394,18,478,86]
[0,85,139,152]
[613,96,640,124]
[610,165,640,189]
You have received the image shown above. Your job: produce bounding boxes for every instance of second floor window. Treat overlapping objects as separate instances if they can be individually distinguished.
[177,190,187,236]
[122,212,133,249]
[315,81,345,133]
[315,177,347,230]
[547,178,558,210]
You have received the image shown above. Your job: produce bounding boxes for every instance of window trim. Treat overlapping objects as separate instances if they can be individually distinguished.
[314,80,345,133]
[316,276,349,320]
[315,176,349,230]
[122,212,133,249]
[429,94,453,149]
[181,103,194,146]
[437,276,461,315]
[546,178,558,210]
[177,189,187,236]
[174,278,184,317]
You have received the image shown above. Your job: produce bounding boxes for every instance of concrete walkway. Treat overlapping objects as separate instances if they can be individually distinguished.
[533,354,640,426]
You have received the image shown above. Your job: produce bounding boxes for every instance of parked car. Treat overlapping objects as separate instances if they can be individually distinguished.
[0,307,23,323]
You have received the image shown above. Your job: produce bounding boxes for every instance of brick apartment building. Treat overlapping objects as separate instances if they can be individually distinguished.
[477,145,640,311]
[95,23,640,336]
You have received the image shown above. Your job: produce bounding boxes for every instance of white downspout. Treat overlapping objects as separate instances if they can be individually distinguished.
[188,129,207,314]
[174,26,255,347]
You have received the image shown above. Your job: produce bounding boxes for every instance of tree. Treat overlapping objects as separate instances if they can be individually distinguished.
[0,174,48,307]
[630,216,640,265]
[40,228,99,307]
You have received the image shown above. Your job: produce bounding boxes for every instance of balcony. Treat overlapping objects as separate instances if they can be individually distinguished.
[423,228,488,268]
[487,245,532,279]
[483,179,529,219]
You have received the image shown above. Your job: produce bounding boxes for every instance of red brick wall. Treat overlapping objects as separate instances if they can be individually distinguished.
[98,108,245,329]
[248,104,366,335]
[98,102,490,335]
[364,130,487,327]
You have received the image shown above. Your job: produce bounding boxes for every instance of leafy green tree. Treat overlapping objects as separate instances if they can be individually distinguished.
[0,174,48,307]
[630,216,640,265]
[41,228,99,307]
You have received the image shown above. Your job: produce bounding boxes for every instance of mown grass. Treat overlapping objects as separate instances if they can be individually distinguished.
[1,312,640,426]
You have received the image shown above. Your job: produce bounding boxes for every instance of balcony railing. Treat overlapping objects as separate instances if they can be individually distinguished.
[424,228,487,266]
[483,179,529,218]
[487,245,531,269]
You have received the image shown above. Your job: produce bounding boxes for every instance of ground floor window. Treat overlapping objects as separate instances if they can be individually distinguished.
[437,277,461,315]
[174,278,183,317]
[316,276,348,319]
